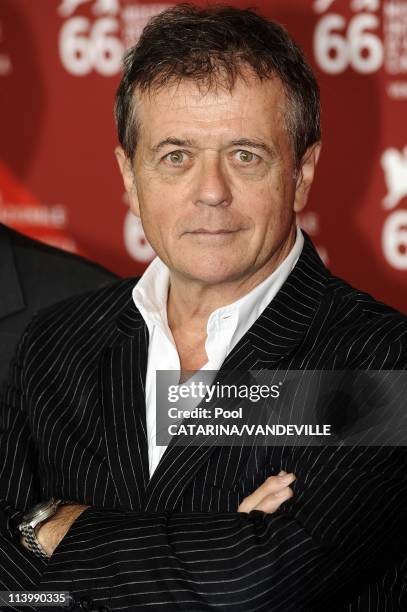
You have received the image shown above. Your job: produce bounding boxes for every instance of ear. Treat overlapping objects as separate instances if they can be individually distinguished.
[114,145,140,217]
[293,142,322,213]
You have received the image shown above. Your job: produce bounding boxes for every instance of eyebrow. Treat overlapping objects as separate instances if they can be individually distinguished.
[151,138,196,153]
[150,137,275,156]
[229,139,275,157]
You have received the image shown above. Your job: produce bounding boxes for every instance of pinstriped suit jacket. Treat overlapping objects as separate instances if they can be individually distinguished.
[1,232,407,612]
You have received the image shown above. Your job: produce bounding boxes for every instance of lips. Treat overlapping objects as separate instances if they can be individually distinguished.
[188,228,238,234]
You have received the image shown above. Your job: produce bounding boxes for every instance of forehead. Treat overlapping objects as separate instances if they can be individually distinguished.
[135,73,288,148]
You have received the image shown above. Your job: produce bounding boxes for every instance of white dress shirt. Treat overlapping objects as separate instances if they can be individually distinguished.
[133,225,304,477]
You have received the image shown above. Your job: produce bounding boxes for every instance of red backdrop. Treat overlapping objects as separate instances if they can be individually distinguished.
[1,0,406,312]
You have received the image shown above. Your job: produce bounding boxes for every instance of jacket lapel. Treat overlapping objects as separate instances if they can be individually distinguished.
[225,231,330,370]
[143,233,330,511]
[99,234,330,513]
[99,303,150,510]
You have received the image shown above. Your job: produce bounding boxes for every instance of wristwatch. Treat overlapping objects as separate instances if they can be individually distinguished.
[18,497,63,560]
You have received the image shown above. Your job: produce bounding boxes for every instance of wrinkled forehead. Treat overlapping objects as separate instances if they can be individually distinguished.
[133,73,289,151]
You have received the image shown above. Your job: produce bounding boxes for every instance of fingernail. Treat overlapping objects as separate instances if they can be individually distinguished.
[278,470,287,476]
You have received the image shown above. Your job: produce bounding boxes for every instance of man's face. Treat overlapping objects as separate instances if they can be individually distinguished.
[117,71,320,287]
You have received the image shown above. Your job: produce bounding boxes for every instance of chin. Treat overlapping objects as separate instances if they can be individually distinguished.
[179,262,247,286]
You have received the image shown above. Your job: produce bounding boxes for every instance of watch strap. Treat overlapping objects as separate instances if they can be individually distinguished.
[19,498,79,561]
[20,523,50,561]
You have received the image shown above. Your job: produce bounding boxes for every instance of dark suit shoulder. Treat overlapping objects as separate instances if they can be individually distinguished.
[326,272,406,325]
[25,276,139,346]
[321,273,407,367]
[6,224,117,287]
[14,277,140,388]
[0,224,121,387]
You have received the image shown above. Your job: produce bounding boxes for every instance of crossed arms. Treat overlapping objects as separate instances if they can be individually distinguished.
[11,450,407,611]
[24,470,296,556]
[1,325,407,611]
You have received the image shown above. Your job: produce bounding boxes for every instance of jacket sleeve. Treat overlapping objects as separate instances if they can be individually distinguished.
[35,449,407,611]
[33,339,407,611]
[0,320,49,608]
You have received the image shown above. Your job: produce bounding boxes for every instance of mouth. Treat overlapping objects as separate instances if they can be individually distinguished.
[187,228,240,235]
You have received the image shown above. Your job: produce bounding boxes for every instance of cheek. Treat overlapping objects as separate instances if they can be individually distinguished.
[136,181,161,222]
[138,195,178,250]
[246,190,293,244]
[254,171,295,217]
[248,168,286,202]
[246,184,284,224]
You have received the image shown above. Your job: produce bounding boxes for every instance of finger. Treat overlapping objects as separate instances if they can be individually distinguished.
[253,486,294,513]
[237,472,296,513]
[238,472,296,512]
[238,483,295,514]
[237,473,295,512]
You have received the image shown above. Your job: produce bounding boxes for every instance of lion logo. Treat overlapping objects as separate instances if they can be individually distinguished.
[381,146,407,210]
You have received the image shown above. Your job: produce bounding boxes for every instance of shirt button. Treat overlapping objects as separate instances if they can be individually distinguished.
[79,596,93,610]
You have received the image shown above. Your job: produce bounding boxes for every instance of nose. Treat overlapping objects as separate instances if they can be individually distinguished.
[193,154,232,208]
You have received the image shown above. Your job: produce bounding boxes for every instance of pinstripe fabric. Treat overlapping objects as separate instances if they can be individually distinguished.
[0,232,406,611]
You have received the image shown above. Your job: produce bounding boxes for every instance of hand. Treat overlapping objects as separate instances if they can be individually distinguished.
[21,503,90,558]
[237,470,296,513]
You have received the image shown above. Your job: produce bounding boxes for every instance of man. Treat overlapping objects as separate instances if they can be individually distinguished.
[0,223,117,387]
[1,5,407,611]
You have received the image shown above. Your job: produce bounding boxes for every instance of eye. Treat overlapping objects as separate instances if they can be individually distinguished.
[164,150,187,165]
[234,150,260,163]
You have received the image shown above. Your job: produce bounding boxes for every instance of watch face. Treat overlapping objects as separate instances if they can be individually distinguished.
[23,499,56,522]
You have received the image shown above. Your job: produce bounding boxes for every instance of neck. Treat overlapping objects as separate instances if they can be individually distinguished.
[167,226,297,335]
